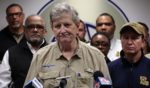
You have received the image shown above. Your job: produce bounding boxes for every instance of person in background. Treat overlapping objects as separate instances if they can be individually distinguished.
[91,32,111,64]
[24,3,110,88]
[77,19,87,42]
[0,15,48,88]
[138,22,150,55]
[96,13,122,61]
[109,22,150,88]
[0,3,25,63]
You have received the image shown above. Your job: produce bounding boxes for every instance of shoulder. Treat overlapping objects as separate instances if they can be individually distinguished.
[79,41,106,65]
[145,53,150,58]
[36,42,57,55]
[0,26,8,34]
[0,29,6,37]
[0,27,10,40]
[143,57,150,64]
[108,58,122,68]
[9,40,26,50]
[79,41,104,55]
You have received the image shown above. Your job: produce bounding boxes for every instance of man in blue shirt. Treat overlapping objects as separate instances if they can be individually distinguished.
[109,22,150,88]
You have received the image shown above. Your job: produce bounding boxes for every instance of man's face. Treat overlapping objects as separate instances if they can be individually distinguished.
[25,16,46,45]
[52,13,79,44]
[77,21,86,41]
[96,15,115,39]
[121,30,144,55]
[6,6,24,29]
[91,34,110,56]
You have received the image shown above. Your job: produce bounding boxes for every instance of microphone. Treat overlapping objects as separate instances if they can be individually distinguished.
[93,71,112,88]
[24,77,43,88]
[59,78,67,88]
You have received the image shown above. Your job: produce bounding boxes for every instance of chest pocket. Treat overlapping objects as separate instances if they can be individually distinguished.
[76,71,94,88]
[38,71,60,88]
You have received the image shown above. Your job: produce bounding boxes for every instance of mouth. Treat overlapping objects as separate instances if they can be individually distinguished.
[126,47,135,51]
[12,20,19,23]
[59,33,70,37]
[11,21,19,25]
[31,34,40,38]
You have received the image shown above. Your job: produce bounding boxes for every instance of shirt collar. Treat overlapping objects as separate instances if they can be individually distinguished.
[27,39,45,54]
[120,49,145,66]
[110,37,116,49]
[54,38,82,60]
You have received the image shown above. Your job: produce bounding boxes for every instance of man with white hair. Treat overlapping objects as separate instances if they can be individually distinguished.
[24,3,110,88]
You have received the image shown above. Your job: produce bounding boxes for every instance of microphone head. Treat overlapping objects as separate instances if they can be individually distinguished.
[60,78,67,87]
[93,71,104,81]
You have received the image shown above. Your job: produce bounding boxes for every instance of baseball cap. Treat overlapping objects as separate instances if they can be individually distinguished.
[120,22,145,36]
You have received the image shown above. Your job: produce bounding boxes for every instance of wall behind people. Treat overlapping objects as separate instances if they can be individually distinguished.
[0,0,150,42]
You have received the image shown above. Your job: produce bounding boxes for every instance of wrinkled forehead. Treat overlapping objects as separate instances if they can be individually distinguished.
[97,16,113,23]
[51,12,72,21]
[7,6,22,13]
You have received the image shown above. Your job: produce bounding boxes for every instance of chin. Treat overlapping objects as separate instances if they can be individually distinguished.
[60,39,71,43]
[126,51,136,54]
[12,24,20,28]
[30,38,41,42]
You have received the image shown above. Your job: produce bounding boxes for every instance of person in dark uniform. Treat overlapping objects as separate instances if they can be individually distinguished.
[109,22,150,88]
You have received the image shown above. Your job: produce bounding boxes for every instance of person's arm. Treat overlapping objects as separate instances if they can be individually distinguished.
[24,52,41,86]
[96,51,111,82]
[0,50,12,88]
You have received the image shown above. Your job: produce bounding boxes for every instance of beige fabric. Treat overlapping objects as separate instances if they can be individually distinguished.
[120,22,145,36]
[24,41,111,88]
[145,53,150,58]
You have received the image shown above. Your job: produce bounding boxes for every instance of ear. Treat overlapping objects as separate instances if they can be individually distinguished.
[141,39,146,49]
[43,29,47,36]
[114,24,116,29]
[76,21,80,30]
[22,12,25,18]
[113,24,116,31]
[6,16,9,23]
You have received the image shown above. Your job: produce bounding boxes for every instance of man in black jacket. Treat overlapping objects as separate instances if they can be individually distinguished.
[0,3,25,62]
[109,22,150,88]
[0,15,48,88]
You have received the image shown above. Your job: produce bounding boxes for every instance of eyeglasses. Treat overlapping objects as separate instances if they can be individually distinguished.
[26,24,45,31]
[7,12,23,17]
[97,22,112,26]
[92,41,110,47]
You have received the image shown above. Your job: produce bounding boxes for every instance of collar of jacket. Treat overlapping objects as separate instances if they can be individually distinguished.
[20,38,48,50]
[120,49,145,67]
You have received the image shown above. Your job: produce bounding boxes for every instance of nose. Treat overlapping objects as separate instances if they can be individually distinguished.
[101,28,106,32]
[102,23,106,27]
[101,25,106,31]
[60,25,67,32]
[97,44,103,50]
[33,27,38,31]
[12,15,18,19]
[127,38,133,44]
